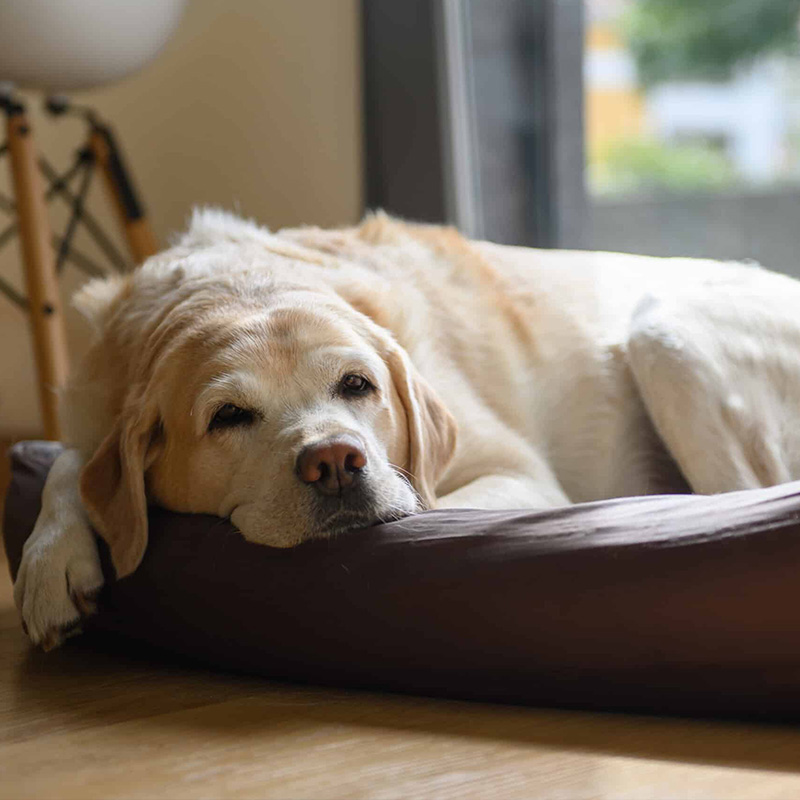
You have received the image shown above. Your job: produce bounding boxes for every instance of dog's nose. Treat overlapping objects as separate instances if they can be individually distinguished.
[296,436,367,496]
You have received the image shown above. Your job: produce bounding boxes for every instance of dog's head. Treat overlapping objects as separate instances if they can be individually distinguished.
[76,212,457,577]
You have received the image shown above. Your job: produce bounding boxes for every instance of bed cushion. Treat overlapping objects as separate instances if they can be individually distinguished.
[6,440,800,720]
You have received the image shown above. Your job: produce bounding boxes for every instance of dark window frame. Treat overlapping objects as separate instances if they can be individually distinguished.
[361,0,586,248]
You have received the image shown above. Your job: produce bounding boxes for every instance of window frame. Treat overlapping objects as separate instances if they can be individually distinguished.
[361,0,586,247]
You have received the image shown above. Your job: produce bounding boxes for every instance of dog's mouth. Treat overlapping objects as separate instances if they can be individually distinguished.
[312,493,412,536]
[314,503,385,535]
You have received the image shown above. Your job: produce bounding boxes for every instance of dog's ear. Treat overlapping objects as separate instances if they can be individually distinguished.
[72,274,129,335]
[385,346,457,508]
[79,401,162,578]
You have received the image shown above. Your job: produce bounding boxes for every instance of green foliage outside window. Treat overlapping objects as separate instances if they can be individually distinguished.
[622,0,800,86]
[591,139,736,196]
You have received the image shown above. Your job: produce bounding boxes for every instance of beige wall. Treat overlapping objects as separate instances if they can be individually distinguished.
[0,0,363,435]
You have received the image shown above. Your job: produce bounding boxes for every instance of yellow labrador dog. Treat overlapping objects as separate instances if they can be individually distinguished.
[15,210,800,648]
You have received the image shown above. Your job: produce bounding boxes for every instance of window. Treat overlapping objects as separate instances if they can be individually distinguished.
[363,0,584,247]
[581,0,800,272]
[363,0,800,276]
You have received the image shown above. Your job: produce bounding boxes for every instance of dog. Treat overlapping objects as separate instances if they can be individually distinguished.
[14,209,800,649]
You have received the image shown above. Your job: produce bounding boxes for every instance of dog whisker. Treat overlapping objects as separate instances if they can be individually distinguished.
[390,463,418,483]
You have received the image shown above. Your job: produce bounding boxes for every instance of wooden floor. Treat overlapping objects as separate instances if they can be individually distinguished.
[4,473,800,797]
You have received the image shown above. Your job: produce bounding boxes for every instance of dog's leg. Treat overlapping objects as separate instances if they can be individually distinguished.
[627,289,800,493]
[435,413,572,509]
[437,470,570,510]
[13,448,104,650]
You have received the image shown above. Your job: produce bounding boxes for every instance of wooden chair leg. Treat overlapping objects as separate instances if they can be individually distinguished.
[6,110,69,441]
[89,126,158,264]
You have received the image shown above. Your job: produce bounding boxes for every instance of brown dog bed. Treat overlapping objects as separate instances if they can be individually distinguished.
[6,440,800,720]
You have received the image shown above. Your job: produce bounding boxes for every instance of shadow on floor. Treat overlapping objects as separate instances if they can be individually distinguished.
[7,627,800,775]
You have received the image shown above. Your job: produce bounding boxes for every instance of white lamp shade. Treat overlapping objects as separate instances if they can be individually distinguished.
[0,0,187,92]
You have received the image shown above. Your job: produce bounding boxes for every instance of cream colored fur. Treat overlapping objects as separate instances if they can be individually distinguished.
[15,209,800,648]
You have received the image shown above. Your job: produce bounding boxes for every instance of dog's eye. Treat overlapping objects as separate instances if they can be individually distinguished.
[340,373,373,396]
[209,403,255,431]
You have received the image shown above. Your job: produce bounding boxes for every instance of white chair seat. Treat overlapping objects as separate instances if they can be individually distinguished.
[0,0,186,93]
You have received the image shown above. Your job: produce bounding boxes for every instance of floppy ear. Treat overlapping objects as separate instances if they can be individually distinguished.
[385,347,457,508]
[79,402,161,578]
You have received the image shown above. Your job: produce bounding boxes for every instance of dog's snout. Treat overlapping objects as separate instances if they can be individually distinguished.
[296,436,367,496]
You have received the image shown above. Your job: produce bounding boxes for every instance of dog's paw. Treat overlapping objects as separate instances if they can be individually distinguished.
[13,516,104,651]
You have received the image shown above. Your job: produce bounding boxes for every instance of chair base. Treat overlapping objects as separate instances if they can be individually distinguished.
[0,90,158,439]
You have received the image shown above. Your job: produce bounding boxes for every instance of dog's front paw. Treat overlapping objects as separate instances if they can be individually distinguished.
[13,517,104,650]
